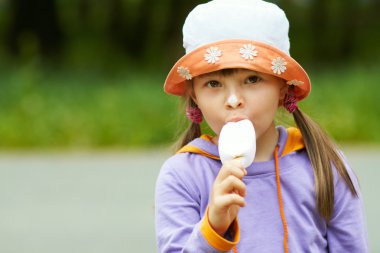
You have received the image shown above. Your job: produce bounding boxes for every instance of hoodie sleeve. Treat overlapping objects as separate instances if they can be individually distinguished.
[327,161,368,253]
[155,156,238,253]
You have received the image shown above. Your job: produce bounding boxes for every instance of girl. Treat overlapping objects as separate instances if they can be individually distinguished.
[155,0,368,252]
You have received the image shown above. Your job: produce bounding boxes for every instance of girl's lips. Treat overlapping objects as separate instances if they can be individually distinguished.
[225,115,248,123]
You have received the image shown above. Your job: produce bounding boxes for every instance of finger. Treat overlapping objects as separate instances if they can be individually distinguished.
[227,158,248,175]
[219,175,247,196]
[214,193,246,208]
[217,160,247,182]
[225,158,244,170]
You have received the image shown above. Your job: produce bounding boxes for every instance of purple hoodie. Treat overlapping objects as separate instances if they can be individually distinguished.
[155,126,368,252]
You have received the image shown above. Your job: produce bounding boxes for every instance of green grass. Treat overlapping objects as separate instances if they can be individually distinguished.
[0,64,180,149]
[301,64,380,143]
[0,63,379,149]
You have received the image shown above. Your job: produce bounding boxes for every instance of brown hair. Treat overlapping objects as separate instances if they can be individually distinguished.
[175,70,357,221]
[292,108,357,221]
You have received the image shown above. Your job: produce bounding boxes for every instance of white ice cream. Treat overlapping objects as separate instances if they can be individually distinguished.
[218,119,256,168]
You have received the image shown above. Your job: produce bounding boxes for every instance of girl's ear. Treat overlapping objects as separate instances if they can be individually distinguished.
[189,90,197,104]
[278,81,288,106]
[280,82,288,99]
[186,80,198,105]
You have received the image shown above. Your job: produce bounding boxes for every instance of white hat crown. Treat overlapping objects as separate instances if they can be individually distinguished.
[183,0,290,55]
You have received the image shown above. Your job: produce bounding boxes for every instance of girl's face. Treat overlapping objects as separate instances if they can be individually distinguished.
[192,69,287,143]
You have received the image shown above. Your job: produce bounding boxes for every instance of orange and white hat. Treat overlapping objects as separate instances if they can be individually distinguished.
[164,0,311,101]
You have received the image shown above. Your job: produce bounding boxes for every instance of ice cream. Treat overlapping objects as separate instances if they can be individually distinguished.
[218,119,256,168]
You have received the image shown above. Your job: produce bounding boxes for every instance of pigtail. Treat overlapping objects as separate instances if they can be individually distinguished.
[178,122,202,149]
[292,108,357,221]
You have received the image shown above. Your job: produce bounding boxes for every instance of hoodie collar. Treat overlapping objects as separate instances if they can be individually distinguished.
[177,126,304,159]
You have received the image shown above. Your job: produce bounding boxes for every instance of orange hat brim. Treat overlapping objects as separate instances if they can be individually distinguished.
[164,39,311,101]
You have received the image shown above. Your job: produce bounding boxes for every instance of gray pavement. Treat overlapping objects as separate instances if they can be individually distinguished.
[0,147,379,253]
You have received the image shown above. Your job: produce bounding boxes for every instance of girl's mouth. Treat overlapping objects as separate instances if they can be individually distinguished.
[225,115,248,123]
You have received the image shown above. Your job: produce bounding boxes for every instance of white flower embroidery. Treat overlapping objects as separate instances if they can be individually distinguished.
[204,46,222,64]
[177,66,192,80]
[287,80,304,86]
[240,44,258,60]
[271,57,287,75]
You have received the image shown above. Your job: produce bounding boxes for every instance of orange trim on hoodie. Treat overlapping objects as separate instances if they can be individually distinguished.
[177,144,220,160]
[177,128,305,158]
[200,207,240,251]
[281,127,304,157]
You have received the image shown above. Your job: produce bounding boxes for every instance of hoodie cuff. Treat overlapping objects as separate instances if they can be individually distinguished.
[200,207,240,251]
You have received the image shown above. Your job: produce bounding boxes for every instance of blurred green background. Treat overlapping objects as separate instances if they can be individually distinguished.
[0,0,380,149]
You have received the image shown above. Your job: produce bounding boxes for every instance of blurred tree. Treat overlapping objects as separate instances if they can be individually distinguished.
[309,0,330,61]
[105,0,204,66]
[109,0,150,59]
[338,0,359,61]
[309,0,362,63]
[78,0,91,27]
[6,0,63,60]
[0,0,379,68]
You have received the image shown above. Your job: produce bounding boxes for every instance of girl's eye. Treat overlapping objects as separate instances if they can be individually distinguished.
[246,75,261,84]
[206,80,221,88]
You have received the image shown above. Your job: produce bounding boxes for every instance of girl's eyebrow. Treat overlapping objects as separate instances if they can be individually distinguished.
[239,70,259,75]
[198,72,223,79]
[199,69,259,79]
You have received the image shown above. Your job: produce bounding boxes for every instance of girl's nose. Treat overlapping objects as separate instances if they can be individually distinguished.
[226,94,243,109]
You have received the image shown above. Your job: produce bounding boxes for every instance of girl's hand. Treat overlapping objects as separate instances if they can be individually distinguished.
[208,158,247,236]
